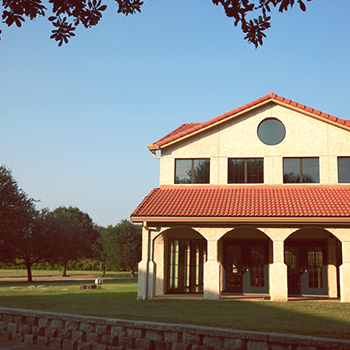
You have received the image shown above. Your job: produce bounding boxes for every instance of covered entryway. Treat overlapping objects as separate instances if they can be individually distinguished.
[224,241,269,294]
[284,228,341,297]
[221,228,271,295]
[167,238,207,293]
[285,241,327,295]
[165,227,207,294]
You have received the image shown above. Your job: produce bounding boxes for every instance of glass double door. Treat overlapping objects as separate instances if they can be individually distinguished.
[284,241,327,296]
[167,238,207,293]
[224,241,269,294]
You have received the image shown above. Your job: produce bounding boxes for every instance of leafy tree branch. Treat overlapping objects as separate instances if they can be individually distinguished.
[1,0,314,47]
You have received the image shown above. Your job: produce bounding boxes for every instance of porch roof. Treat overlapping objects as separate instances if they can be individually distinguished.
[130,186,350,223]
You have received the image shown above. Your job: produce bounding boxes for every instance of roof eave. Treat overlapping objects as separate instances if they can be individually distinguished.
[148,144,160,151]
[130,216,350,225]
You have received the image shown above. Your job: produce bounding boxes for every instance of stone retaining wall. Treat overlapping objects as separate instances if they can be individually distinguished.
[0,307,349,350]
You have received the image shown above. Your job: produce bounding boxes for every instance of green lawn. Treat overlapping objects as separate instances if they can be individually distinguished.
[0,269,131,278]
[0,274,349,340]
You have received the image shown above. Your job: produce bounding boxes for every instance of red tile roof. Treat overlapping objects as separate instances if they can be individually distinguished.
[152,93,350,148]
[154,123,201,145]
[131,186,350,220]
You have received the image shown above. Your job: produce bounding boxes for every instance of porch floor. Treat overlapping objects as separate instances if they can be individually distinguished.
[155,294,340,302]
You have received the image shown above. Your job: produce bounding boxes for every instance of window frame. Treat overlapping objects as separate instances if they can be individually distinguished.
[174,158,210,184]
[338,157,350,183]
[283,157,320,184]
[227,158,264,184]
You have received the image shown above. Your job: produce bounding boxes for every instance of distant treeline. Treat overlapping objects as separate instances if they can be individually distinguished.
[0,165,142,282]
[0,259,125,272]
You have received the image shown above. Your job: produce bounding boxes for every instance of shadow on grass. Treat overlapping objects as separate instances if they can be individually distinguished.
[0,279,349,340]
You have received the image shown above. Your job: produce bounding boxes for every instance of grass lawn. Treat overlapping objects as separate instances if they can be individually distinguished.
[0,273,349,341]
[0,269,131,278]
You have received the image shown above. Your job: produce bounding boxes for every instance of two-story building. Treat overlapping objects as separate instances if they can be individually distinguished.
[130,93,350,302]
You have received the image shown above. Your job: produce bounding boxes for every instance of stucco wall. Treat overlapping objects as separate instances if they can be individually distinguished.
[159,103,350,186]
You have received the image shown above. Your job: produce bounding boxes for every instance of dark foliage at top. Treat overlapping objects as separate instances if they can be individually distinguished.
[1,0,314,47]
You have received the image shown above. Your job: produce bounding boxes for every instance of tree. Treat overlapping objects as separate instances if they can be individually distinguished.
[48,206,98,276]
[283,171,317,183]
[0,165,52,282]
[0,0,314,47]
[0,165,34,237]
[98,219,141,277]
[92,225,108,275]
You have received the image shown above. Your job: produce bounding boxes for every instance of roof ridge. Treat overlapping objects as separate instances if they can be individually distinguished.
[153,93,350,148]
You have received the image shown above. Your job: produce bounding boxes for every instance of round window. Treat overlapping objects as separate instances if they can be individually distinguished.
[257,118,286,145]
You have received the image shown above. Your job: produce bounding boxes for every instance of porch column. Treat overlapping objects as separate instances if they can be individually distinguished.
[137,224,158,299]
[270,240,288,301]
[328,237,338,298]
[204,239,221,300]
[195,227,230,300]
[340,241,350,302]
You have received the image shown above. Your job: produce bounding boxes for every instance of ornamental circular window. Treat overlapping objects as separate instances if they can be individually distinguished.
[257,118,286,145]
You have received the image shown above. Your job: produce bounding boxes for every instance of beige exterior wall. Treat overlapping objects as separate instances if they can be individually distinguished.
[138,102,350,301]
[159,104,350,186]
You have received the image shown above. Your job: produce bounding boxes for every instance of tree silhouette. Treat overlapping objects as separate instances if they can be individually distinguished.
[0,165,52,282]
[98,219,141,277]
[283,171,317,183]
[228,158,263,183]
[1,0,314,47]
[175,159,210,184]
[47,206,98,276]
[192,159,210,183]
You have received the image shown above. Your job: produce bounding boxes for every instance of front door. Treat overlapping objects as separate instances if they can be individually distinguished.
[224,241,269,294]
[285,241,327,296]
[167,238,207,293]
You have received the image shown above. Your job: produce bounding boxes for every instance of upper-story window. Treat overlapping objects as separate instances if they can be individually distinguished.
[283,158,319,183]
[228,158,264,184]
[175,159,210,184]
[338,157,350,183]
[257,118,286,145]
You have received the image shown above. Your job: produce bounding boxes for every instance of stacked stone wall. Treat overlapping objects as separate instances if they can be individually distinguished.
[0,307,349,350]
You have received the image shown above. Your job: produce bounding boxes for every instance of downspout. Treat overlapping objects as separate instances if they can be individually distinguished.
[150,150,161,159]
[144,144,160,298]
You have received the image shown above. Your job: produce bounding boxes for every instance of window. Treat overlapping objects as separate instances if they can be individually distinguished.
[250,246,265,288]
[307,247,324,289]
[175,159,210,184]
[283,158,319,183]
[338,157,350,183]
[168,239,207,293]
[257,118,286,145]
[228,158,263,184]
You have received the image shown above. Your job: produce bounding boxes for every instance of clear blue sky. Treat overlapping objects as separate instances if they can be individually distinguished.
[0,0,349,227]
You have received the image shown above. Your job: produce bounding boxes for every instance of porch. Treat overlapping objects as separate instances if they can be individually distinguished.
[154,293,341,302]
[137,225,350,302]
